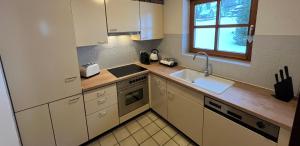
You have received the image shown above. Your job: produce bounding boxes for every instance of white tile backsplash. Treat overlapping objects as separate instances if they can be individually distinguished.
[77,35,161,69]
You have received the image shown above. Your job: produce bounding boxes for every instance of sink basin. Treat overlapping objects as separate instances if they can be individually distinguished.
[170,69,235,94]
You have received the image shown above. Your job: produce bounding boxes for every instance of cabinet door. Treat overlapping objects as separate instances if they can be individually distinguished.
[0,0,82,112]
[71,0,108,47]
[16,105,56,146]
[49,95,88,146]
[106,0,140,33]
[167,82,204,145]
[140,2,163,40]
[150,74,167,119]
[203,108,277,146]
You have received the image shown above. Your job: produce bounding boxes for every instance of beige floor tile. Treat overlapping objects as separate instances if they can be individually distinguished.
[146,112,158,121]
[140,138,159,146]
[164,140,179,146]
[152,130,171,145]
[144,122,160,136]
[99,133,118,146]
[125,120,142,134]
[154,118,167,129]
[113,126,130,142]
[132,128,150,144]
[173,134,189,146]
[163,126,177,138]
[87,140,100,146]
[119,136,138,146]
[137,115,152,127]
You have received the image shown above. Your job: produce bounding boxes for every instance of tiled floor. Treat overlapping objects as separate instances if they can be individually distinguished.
[85,111,197,146]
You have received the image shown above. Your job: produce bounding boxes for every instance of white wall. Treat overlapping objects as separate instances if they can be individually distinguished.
[256,0,300,35]
[160,0,300,95]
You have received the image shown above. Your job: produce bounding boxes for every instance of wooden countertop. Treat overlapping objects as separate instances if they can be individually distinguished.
[81,63,297,130]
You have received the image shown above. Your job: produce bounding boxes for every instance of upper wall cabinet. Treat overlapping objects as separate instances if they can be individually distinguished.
[71,0,108,47]
[106,0,140,33]
[132,1,164,40]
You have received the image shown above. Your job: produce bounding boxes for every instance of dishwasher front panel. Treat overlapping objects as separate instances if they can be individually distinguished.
[203,108,277,146]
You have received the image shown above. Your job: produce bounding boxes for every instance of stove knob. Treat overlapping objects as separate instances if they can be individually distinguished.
[256,121,266,129]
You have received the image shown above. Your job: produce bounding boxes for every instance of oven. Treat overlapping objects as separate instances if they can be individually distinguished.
[117,74,149,117]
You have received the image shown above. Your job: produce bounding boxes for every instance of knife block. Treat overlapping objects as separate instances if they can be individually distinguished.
[274,77,294,102]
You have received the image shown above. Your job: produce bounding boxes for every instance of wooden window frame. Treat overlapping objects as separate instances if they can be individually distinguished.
[189,0,258,61]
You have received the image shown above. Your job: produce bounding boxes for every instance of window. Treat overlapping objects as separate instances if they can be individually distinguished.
[189,0,258,61]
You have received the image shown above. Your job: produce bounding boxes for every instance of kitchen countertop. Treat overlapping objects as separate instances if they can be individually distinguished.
[81,63,297,130]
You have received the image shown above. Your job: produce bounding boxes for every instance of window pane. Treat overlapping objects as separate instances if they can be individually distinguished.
[194,2,217,26]
[218,27,248,54]
[219,0,252,24]
[194,28,215,50]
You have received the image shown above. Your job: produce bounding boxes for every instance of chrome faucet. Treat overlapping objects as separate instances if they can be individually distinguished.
[193,52,210,77]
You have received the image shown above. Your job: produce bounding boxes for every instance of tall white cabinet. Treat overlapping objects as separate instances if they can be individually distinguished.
[0,0,86,146]
[0,0,82,112]
[106,0,140,33]
[71,0,108,47]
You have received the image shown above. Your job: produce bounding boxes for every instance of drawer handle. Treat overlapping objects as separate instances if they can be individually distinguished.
[97,97,107,105]
[68,97,80,104]
[98,111,107,118]
[65,76,77,83]
[97,91,106,97]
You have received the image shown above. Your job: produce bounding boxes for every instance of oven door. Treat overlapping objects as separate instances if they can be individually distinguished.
[118,83,149,117]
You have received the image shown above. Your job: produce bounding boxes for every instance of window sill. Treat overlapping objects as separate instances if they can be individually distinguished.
[183,52,252,67]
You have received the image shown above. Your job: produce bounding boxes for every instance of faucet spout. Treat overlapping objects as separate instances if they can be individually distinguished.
[193,51,210,77]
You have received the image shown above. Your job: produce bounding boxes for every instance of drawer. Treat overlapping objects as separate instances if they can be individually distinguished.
[87,104,119,139]
[85,95,117,115]
[84,84,117,102]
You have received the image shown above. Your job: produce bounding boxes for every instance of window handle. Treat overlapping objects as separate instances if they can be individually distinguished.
[248,25,255,43]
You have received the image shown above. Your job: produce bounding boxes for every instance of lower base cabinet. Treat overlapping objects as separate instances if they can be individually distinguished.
[87,104,119,139]
[167,82,204,145]
[49,95,88,146]
[16,105,56,146]
[203,108,277,146]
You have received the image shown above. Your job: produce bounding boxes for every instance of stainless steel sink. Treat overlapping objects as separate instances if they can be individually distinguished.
[170,69,234,94]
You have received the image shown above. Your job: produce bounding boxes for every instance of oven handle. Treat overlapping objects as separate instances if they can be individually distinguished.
[118,83,148,95]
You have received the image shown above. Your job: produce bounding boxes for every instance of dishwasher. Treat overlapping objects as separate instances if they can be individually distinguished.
[203,97,280,146]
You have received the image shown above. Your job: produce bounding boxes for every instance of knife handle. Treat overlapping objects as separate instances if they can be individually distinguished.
[284,66,290,77]
[275,74,279,83]
[280,70,284,81]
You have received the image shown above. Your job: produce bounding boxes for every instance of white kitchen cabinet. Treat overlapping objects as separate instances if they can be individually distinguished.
[106,0,140,33]
[167,81,204,145]
[132,2,164,40]
[16,105,56,146]
[49,95,88,146]
[203,108,277,146]
[71,0,108,47]
[0,0,82,112]
[87,104,119,139]
[150,74,168,119]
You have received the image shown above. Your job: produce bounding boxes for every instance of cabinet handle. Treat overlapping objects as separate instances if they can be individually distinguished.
[65,76,77,83]
[97,97,107,105]
[98,111,107,118]
[97,41,106,44]
[68,97,80,104]
[97,91,106,97]
[109,29,118,32]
